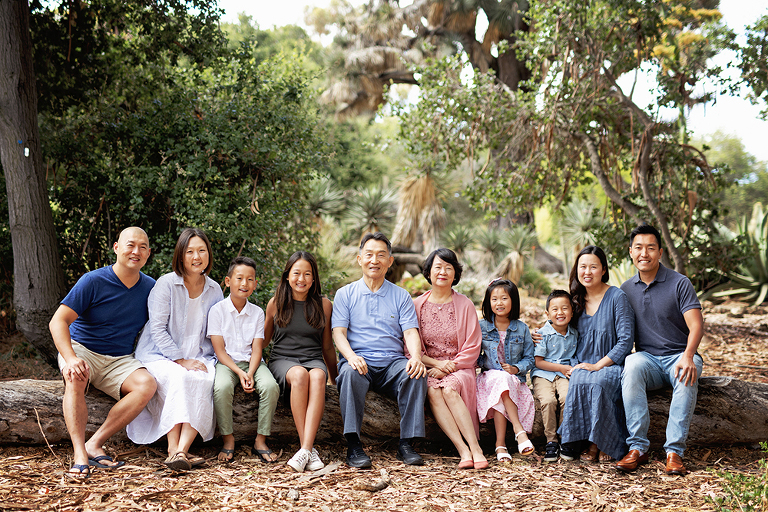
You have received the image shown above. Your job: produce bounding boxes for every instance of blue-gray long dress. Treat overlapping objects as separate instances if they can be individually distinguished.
[557,286,634,460]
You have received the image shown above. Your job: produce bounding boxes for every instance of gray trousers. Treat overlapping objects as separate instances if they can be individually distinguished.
[336,357,427,439]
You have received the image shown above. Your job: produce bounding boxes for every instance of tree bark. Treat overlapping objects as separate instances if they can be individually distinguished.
[0,0,67,365]
[1,377,766,448]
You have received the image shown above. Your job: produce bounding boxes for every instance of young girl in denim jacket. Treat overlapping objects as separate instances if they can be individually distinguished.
[476,279,536,460]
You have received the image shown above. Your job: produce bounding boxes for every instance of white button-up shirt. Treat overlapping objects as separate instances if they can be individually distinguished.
[207,296,265,363]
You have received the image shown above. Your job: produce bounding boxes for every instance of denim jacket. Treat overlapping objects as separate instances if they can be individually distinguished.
[135,272,224,364]
[477,317,535,383]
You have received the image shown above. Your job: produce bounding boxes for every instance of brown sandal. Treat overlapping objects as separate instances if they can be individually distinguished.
[580,443,599,463]
[164,452,192,471]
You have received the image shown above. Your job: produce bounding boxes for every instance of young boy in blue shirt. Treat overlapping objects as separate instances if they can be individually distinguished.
[532,289,578,462]
[208,257,279,463]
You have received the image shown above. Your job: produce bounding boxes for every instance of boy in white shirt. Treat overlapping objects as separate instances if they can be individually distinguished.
[208,257,279,462]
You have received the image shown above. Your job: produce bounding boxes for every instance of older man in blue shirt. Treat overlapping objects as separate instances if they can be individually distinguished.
[332,232,427,468]
[617,225,704,476]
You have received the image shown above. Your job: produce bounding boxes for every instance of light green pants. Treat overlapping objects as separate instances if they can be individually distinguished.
[213,361,279,437]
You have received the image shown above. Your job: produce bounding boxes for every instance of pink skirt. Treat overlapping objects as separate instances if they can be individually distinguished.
[476,369,535,432]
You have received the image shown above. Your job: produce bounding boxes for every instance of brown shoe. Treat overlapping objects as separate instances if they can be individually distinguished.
[616,449,649,472]
[665,452,687,475]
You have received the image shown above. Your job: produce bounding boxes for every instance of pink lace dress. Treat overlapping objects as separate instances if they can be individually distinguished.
[420,301,479,428]
[476,331,536,431]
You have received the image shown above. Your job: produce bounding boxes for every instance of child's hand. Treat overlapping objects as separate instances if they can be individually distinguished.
[531,330,543,344]
[239,372,254,393]
[563,365,574,377]
[501,363,519,375]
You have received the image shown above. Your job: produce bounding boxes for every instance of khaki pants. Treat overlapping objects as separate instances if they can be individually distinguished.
[532,376,569,443]
[213,361,279,436]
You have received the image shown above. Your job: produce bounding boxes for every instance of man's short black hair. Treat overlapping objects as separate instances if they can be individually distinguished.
[422,248,463,286]
[630,224,662,247]
[546,289,572,311]
[359,232,392,254]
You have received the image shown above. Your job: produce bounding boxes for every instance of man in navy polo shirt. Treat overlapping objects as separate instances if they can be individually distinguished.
[50,227,157,479]
[332,232,427,468]
[616,225,704,475]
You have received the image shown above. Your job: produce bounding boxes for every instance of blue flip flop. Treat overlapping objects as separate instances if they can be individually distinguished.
[88,455,125,469]
[67,464,90,480]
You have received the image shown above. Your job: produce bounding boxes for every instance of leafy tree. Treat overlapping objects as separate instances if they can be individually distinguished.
[397,0,738,289]
[0,0,331,361]
[308,0,531,117]
[694,131,768,228]
[739,14,768,120]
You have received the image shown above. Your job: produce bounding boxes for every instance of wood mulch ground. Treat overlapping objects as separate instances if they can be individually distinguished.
[0,300,766,511]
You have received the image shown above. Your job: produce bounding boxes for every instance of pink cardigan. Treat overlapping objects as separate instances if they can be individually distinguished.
[413,289,482,437]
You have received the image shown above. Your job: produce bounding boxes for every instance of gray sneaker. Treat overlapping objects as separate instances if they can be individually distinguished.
[305,448,325,471]
[287,449,310,472]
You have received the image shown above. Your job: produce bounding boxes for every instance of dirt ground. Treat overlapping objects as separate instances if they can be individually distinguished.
[0,300,766,511]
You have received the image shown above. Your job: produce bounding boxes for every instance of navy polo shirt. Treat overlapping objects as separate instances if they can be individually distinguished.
[620,263,700,356]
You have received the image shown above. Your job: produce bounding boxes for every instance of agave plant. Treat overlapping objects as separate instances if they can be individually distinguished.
[475,227,506,271]
[703,202,768,305]
[559,198,603,270]
[307,178,345,227]
[608,259,637,288]
[494,225,538,284]
[344,183,397,235]
[442,225,474,259]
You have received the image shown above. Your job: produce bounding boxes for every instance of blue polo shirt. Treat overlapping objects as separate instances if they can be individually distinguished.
[620,263,700,357]
[331,278,419,367]
[62,265,155,356]
[531,321,578,381]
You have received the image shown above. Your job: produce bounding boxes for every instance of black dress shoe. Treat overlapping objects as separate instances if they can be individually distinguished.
[397,443,424,466]
[346,446,372,468]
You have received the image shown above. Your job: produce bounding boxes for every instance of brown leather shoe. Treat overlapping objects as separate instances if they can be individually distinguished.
[665,452,687,475]
[616,449,649,472]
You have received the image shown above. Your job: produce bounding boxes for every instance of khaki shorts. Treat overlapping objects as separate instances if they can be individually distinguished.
[58,341,144,400]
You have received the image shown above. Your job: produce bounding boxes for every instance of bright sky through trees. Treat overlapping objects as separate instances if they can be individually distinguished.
[220,0,768,162]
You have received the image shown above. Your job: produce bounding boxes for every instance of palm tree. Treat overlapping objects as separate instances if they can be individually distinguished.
[307,177,345,229]
[344,183,397,236]
[475,226,506,272]
[559,198,603,270]
[442,225,474,260]
[391,173,446,254]
[494,225,538,284]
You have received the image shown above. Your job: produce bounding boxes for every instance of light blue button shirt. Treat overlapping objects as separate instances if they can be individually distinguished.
[531,321,578,381]
[331,278,419,368]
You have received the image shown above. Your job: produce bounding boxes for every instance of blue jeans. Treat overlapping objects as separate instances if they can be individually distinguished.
[621,351,703,456]
[337,357,427,438]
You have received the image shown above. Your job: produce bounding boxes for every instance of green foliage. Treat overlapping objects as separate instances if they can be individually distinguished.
[703,203,768,305]
[34,19,331,305]
[343,183,397,236]
[475,227,507,271]
[455,277,485,306]
[708,442,768,511]
[398,273,430,298]
[739,15,768,120]
[519,266,551,299]
[695,131,768,229]
[441,225,474,257]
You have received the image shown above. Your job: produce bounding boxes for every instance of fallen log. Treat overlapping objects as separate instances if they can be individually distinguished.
[0,376,765,448]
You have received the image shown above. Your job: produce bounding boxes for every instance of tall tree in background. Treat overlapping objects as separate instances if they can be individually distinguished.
[397,0,738,287]
[0,0,67,364]
[308,0,530,117]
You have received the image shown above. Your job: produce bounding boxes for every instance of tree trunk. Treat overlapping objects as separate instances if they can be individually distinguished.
[1,377,765,448]
[0,0,67,365]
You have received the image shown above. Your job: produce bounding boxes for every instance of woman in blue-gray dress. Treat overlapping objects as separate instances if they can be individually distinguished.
[557,245,634,462]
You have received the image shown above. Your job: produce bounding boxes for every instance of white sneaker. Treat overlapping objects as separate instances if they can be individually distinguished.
[305,448,325,471]
[287,449,310,472]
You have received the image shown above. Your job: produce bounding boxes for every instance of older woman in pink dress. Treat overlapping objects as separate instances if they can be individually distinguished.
[413,248,487,469]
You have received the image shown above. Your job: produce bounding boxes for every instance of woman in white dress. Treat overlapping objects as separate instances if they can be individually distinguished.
[127,228,223,470]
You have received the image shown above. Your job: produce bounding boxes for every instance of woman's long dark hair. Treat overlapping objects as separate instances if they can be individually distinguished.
[274,251,325,330]
[569,245,610,322]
